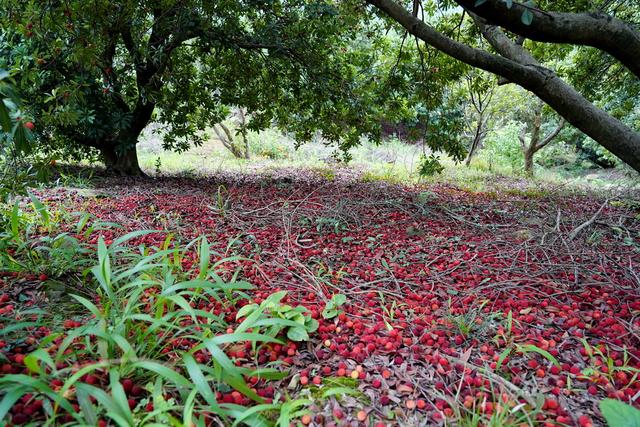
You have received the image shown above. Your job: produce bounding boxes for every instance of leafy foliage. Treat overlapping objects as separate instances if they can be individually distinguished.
[236,291,319,342]
[0,198,320,425]
[600,399,640,427]
[321,294,347,319]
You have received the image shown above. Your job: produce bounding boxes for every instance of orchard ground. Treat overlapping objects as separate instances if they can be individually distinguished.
[1,155,639,426]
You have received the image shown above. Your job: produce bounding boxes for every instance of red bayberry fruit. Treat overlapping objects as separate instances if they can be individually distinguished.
[332,408,344,419]
[121,378,133,393]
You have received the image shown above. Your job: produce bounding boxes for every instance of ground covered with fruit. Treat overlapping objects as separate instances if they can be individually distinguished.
[1,170,639,426]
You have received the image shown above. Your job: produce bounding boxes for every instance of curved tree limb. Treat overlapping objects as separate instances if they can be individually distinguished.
[537,119,565,151]
[454,0,640,79]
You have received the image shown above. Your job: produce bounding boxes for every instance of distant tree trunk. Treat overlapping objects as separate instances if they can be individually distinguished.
[464,74,493,167]
[237,108,250,160]
[464,113,488,167]
[519,101,565,176]
[523,148,535,176]
[214,107,250,159]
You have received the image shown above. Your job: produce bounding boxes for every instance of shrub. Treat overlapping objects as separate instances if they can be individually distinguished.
[247,129,292,160]
[481,121,524,172]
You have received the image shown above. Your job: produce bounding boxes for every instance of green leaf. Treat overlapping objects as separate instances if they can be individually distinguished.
[183,353,221,408]
[517,344,560,368]
[521,9,534,25]
[198,236,210,280]
[503,0,514,7]
[23,349,55,375]
[321,387,362,398]
[200,340,263,402]
[496,347,512,370]
[332,294,347,306]
[600,399,640,427]
[209,332,283,346]
[322,308,338,319]
[236,304,259,320]
[474,0,488,5]
[0,321,41,336]
[0,386,27,421]
[76,383,132,427]
[131,360,192,388]
[264,290,287,307]
[231,403,279,427]
[76,386,98,426]
[287,327,309,341]
[305,317,319,333]
[29,193,50,227]
[0,99,11,133]
[108,370,135,425]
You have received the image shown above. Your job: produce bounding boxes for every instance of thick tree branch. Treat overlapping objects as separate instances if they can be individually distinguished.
[471,14,539,66]
[455,0,640,78]
[366,0,640,173]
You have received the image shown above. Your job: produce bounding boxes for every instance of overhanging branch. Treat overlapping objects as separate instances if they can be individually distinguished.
[366,0,640,172]
[454,0,640,78]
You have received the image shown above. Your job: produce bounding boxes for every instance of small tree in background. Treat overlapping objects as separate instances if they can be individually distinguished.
[519,100,565,176]
[213,108,250,160]
[463,72,494,167]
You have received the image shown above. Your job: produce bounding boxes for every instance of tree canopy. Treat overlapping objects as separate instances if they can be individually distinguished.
[1,0,469,175]
[1,0,639,175]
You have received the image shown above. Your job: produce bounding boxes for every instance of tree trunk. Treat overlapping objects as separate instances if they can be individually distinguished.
[101,144,144,176]
[99,101,154,176]
[523,148,534,176]
[464,132,480,166]
[464,116,486,167]
[453,0,640,79]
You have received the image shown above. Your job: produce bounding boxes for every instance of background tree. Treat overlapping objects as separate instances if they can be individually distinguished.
[0,1,397,175]
[1,1,472,175]
[366,0,640,173]
[518,100,565,176]
[462,71,494,167]
[213,108,250,160]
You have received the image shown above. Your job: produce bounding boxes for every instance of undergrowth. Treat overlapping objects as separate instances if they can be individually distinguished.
[0,198,317,426]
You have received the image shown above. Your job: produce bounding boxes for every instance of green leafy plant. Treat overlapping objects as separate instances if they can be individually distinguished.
[599,399,640,427]
[321,294,347,319]
[418,154,445,176]
[0,196,97,276]
[0,226,318,425]
[213,185,231,215]
[496,343,561,371]
[236,290,319,341]
[446,298,496,338]
[579,338,640,389]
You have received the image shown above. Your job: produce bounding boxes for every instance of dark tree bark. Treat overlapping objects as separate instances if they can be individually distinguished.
[101,144,144,176]
[366,0,640,174]
[464,117,487,167]
[453,0,640,79]
[99,101,155,176]
[213,108,251,159]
